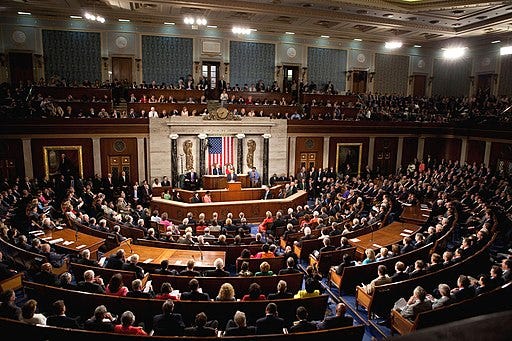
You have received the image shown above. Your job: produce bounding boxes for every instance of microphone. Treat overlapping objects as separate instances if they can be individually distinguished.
[197,243,204,262]
[125,238,133,254]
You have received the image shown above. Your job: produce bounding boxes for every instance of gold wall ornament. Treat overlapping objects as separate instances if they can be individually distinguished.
[183,139,194,171]
[203,107,241,121]
[247,139,256,169]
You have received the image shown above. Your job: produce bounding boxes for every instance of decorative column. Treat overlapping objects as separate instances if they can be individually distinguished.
[262,134,271,186]
[92,138,102,177]
[169,134,179,187]
[396,137,404,172]
[484,141,492,168]
[236,133,245,174]
[21,138,33,179]
[198,133,208,179]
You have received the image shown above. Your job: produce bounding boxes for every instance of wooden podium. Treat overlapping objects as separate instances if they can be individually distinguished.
[227,181,242,191]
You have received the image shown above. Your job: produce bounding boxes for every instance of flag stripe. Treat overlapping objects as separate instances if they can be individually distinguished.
[208,136,234,172]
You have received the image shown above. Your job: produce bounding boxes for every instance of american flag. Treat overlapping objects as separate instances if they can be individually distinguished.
[208,136,234,172]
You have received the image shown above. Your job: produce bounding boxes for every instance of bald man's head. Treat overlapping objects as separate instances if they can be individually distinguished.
[336,303,347,316]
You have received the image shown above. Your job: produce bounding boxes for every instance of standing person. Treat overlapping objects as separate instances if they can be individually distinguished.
[212,163,223,175]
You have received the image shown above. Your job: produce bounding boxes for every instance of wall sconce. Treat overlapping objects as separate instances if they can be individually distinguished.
[276,65,282,76]
[408,75,414,85]
[469,76,475,86]
[428,76,434,85]
[224,62,229,75]
[102,56,109,69]
[194,61,200,73]
[345,70,353,81]
[369,71,376,83]
[135,58,141,72]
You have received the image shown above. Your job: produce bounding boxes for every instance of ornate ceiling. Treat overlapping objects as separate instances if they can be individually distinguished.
[3,0,512,46]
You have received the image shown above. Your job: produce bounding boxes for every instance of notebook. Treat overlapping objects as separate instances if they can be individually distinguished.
[393,297,407,311]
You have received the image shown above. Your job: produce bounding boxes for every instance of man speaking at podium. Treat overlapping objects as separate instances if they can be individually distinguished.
[212,163,223,175]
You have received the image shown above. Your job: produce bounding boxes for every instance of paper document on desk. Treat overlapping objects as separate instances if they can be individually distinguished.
[55,225,63,230]
[174,260,182,265]
[29,230,44,235]
[372,243,383,249]
[349,238,361,242]
[422,214,430,218]
[143,258,153,264]
[403,229,414,234]
[402,203,412,207]
[98,257,106,267]
[399,233,410,237]
[48,238,64,244]
[62,241,74,246]
[75,244,87,249]
[41,237,52,241]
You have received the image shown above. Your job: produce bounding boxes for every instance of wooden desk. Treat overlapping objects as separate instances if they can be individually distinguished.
[102,242,225,269]
[347,221,420,260]
[151,190,308,223]
[39,227,105,259]
[130,89,204,102]
[400,205,430,225]
[202,174,249,189]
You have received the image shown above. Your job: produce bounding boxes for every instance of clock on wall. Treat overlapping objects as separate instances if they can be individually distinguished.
[12,30,26,44]
[287,47,297,58]
[115,36,128,49]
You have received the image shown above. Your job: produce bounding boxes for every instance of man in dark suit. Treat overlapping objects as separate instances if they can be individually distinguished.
[255,302,285,335]
[105,248,126,270]
[180,278,211,301]
[261,185,273,200]
[152,299,185,336]
[317,302,353,330]
[212,163,223,175]
[46,300,81,329]
[391,261,410,282]
[160,176,171,187]
[117,170,131,193]
[184,168,199,190]
[217,76,227,91]
[179,259,202,277]
[224,310,257,336]
[450,275,476,302]
[121,253,145,279]
[289,306,317,333]
[227,171,238,182]
[102,173,115,200]
[202,258,230,277]
[267,279,294,299]
[278,258,301,275]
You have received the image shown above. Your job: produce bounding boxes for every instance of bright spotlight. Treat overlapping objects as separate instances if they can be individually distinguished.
[385,41,403,49]
[500,46,512,56]
[442,47,467,59]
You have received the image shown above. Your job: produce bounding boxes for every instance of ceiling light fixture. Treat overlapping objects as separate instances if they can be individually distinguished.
[285,32,295,35]
[501,46,512,55]
[164,22,175,25]
[70,15,82,19]
[232,27,252,35]
[321,35,330,38]
[442,46,467,59]
[84,12,105,23]
[491,40,501,44]
[385,41,402,49]
[184,17,207,26]
[207,25,217,28]
[414,44,422,48]
[354,38,362,41]
[17,11,31,15]
[118,19,130,22]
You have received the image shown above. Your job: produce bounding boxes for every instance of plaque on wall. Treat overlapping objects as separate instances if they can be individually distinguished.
[202,40,221,54]
[113,140,126,152]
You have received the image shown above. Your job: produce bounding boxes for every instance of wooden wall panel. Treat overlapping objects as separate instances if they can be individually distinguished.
[0,139,25,180]
[489,142,512,169]
[373,137,398,175]
[402,137,418,167]
[466,140,485,165]
[424,137,461,163]
[328,137,369,176]
[100,138,139,183]
[31,138,93,180]
[294,137,324,174]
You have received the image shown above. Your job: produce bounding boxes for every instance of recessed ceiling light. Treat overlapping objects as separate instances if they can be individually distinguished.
[17,11,31,15]
[321,35,330,38]
[414,44,422,48]
[491,40,501,44]
[118,19,130,22]
[429,20,439,24]
[354,38,362,41]
[383,13,394,18]
[385,41,403,49]
[207,25,217,28]
[476,16,488,20]
[501,46,512,55]
[70,15,82,19]
[164,22,175,25]
[285,31,295,35]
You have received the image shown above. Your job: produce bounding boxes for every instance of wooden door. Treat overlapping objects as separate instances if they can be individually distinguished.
[112,57,132,83]
[202,61,220,99]
[9,52,33,86]
[283,65,299,99]
[108,155,131,180]
[299,152,317,173]
[413,75,427,97]
[477,74,492,96]
[0,159,16,180]
[352,71,367,93]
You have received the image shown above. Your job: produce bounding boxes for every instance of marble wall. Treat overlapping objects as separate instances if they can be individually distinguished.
[149,117,287,183]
